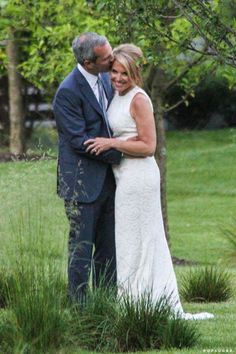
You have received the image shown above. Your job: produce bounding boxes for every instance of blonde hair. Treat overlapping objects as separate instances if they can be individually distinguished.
[112,44,143,86]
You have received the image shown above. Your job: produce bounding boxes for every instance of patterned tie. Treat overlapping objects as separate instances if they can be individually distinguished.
[97,76,112,137]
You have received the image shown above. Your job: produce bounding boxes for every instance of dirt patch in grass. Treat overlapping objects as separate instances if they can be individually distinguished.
[172,256,197,266]
[0,152,56,163]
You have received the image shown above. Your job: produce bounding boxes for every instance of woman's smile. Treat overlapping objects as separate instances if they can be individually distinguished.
[110,60,133,95]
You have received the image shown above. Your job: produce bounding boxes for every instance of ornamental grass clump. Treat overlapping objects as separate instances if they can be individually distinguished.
[114,292,199,352]
[7,260,67,352]
[70,285,118,352]
[180,266,232,302]
[0,269,14,308]
[1,202,69,353]
[0,310,20,353]
[71,289,199,352]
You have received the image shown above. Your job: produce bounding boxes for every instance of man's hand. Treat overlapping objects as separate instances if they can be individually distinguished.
[84,137,116,155]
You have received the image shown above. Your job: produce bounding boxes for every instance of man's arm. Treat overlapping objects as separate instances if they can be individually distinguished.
[53,88,122,165]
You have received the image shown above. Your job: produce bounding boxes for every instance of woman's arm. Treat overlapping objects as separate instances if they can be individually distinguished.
[85,93,156,157]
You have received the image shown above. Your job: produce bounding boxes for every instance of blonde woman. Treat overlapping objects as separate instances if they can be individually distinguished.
[85,44,213,320]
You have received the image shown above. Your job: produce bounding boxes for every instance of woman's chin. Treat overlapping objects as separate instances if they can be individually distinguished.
[116,86,134,96]
[115,86,124,93]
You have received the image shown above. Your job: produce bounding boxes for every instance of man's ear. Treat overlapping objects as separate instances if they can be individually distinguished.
[84,60,93,70]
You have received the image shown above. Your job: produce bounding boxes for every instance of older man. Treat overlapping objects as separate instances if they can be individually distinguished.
[53,32,121,302]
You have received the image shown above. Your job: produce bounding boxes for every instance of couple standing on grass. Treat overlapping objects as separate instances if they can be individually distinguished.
[53,32,213,320]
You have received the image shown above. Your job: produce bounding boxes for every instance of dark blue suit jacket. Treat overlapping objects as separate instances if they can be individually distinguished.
[53,67,122,202]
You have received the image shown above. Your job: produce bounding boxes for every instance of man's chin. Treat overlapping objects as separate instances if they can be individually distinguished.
[100,64,112,73]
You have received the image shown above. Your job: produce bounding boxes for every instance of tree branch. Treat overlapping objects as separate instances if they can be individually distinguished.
[165,53,205,91]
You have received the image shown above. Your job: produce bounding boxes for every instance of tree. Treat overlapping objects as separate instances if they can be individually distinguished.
[0,0,103,153]
[173,0,236,68]
[6,28,24,154]
[95,0,236,242]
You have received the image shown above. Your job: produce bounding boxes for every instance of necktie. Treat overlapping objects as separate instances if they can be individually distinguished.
[97,76,112,137]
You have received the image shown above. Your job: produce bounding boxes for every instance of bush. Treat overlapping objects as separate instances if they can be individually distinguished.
[71,289,199,352]
[1,202,68,353]
[0,269,14,308]
[70,286,118,352]
[114,293,199,352]
[180,266,232,302]
[7,260,68,352]
[166,75,236,130]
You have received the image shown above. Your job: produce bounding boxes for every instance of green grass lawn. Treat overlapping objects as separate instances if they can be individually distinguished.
[167,129,236,265]
[0,128,236,353]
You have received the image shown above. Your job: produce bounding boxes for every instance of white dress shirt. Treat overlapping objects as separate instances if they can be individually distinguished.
[77,63,108,108]
[77,63,100,101]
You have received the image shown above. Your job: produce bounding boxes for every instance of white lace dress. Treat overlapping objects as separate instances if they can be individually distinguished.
[107,86,214,320]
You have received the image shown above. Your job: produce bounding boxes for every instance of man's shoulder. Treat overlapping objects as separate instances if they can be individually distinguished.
[59,67,78,90]
[53,68,80,105]
[55,67,85,100]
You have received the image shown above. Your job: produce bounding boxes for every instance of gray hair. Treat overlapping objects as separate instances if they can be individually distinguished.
[72,32,108,65]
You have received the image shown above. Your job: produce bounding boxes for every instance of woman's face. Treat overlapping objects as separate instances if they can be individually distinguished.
[110,60,133,95]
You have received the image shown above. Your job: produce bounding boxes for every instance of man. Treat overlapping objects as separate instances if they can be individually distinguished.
[53,32,122,302]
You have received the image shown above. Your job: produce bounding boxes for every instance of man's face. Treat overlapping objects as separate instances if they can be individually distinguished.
[85,43,113,75]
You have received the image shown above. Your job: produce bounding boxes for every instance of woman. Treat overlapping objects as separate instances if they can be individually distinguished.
[85,44,213,320]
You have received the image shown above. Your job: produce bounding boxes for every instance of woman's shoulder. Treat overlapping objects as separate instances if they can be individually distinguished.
[130,86,151,101]
[131,86,153,110]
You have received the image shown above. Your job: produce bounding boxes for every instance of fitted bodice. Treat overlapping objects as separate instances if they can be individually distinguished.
[107,86,152,140]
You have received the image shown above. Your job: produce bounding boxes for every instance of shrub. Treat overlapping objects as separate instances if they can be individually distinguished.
[166,75,236,130]
[114,293,199,352]
[180,266,232,302]
[0,269,14,308]
[71,289,199,352]
[0,311,18,354]
[2,202,68,352]
[70,285,118,352]
[7,260,68,352]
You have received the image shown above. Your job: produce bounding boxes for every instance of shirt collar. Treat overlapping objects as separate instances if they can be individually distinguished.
[77,63,98,90]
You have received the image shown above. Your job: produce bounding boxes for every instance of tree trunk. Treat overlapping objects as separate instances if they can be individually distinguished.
[145,66,170,244]
[6,31,25,154]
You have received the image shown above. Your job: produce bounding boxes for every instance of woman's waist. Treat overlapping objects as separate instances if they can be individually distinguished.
[113,133,137,140]
[122,154,155,160]
[114,155,157,168]
[112,156,159,181]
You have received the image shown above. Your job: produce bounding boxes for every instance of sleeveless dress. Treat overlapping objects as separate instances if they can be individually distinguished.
[107,86,214,320]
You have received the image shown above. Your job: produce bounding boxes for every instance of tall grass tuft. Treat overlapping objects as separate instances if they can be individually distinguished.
[71,288,199,352]
[0,310,20,353]
[180,266,232,302]
[1,201,68,352]
[70,285,117,351]
[114,293,198,351]
[8,261,67,351]
[0,269,14,308]
[115,293,171,351]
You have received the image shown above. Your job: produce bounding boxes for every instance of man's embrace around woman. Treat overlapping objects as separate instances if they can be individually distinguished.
[53,32,213,320]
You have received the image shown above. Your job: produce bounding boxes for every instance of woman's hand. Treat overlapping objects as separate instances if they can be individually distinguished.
[84,137,116,155]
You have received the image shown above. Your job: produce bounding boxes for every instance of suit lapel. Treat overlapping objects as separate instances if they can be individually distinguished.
[100,73,114,107]
[74,68,104,116]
